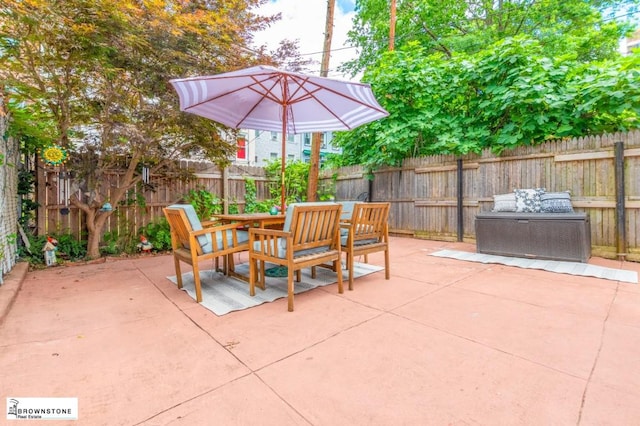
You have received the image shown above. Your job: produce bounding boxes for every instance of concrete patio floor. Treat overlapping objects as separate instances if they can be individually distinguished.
[1,237,640,425]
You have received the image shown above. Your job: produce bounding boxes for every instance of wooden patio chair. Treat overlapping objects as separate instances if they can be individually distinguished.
[163,204,250,303]
[341,202,390,290]
[248,203,344,312]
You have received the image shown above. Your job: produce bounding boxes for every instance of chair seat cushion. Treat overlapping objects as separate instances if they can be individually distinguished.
[341,236,379,246]
[253,238,330,259]
[337,201,357,221]
[168,204,248,254]
[168,204,210,251]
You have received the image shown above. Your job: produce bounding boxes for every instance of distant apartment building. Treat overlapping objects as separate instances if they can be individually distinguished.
[232,130,342,166]
[622,29,640,55]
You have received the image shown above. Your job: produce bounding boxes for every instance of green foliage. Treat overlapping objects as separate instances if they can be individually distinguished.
[119,185,147,208]
[264,159,310,205]
[183,187,222,220]
[6,101,56,155]
[55,234,88,260]
[138,218,172,252]
[17,170,39,226]
[343,0,638,76]
[100,231,120,256]
[243,178,258,213]
[18,233,87,266]
[334,38,640,168]
[0,0,280,258]
[228,199,240,214]
[242,178,271,212]
[17,234,47,266]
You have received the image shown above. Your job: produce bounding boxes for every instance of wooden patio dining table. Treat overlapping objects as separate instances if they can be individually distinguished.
[213,212,286,230]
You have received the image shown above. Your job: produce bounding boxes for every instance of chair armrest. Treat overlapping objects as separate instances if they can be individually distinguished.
[249,228,290,238]
[190,221,244,237]
[249,228,291,258]
[201,219,219,227]
[189,222,249,255]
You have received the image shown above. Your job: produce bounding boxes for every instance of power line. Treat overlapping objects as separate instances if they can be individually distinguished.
[256,6,640,72]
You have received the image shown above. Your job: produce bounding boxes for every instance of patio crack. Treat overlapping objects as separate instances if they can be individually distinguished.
[576,282,620,425]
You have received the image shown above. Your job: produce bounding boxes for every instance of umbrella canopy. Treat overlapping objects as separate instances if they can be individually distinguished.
[170,65,389,209]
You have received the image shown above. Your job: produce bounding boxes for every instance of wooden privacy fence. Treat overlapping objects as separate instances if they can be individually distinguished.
[37,161,271,239]
[325,130,640,261]
[38,131,640,261]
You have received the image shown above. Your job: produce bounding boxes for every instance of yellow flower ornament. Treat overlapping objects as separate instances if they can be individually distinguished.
[41,144,68,166]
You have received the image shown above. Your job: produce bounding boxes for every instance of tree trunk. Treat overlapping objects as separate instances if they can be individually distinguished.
[307,0,335,202]
[307,132,322,201]
[85,212,110,258]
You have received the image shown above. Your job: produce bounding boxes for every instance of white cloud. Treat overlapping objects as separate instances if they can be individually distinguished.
[252,0,358,80]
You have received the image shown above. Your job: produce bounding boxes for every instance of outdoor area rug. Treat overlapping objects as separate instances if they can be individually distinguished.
[430,249,638,284]
[167,262,384,315]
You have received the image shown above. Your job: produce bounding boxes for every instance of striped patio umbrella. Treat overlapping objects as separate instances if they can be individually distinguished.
[170,65,389,210]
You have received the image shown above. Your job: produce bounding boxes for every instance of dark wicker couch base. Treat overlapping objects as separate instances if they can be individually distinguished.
[475,212,591,263]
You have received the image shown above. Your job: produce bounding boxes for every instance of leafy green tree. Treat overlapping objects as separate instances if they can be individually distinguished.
[344,0,638,75]
[330,0,640,171]
[331,37,640,168]
[0,0,278,257]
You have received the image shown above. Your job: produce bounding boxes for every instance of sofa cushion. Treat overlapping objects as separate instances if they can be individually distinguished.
[514,188,545,213]
[492,193,517,212]
[541,191,574,213]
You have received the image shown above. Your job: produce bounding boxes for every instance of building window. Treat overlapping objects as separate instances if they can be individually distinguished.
[236,136,246,160]
[287,133,295,143]
[270,152,278,160]
[303,133,328,148]
[270,132,278,141]
[287,154,295,161]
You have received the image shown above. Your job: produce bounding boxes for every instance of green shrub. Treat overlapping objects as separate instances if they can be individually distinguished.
[183,187,222,219]
[138,218,172,252]
[18,232,87,266]
[100,231,120,255]
[55,233,88,260]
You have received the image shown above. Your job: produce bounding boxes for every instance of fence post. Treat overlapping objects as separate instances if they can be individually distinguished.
[222,166,229,214]
[614,141,627,260]
[457,158,463,242]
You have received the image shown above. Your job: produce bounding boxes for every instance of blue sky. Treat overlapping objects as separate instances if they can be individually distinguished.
[337,0,355,13]
[270,0,354,13]
[256,0,360,79]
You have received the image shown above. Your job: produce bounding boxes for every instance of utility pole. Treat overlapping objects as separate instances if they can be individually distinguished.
[307,0,335,202]
[389,0,396,50]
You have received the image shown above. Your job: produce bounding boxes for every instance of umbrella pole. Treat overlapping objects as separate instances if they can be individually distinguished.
[281,115,287,212]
